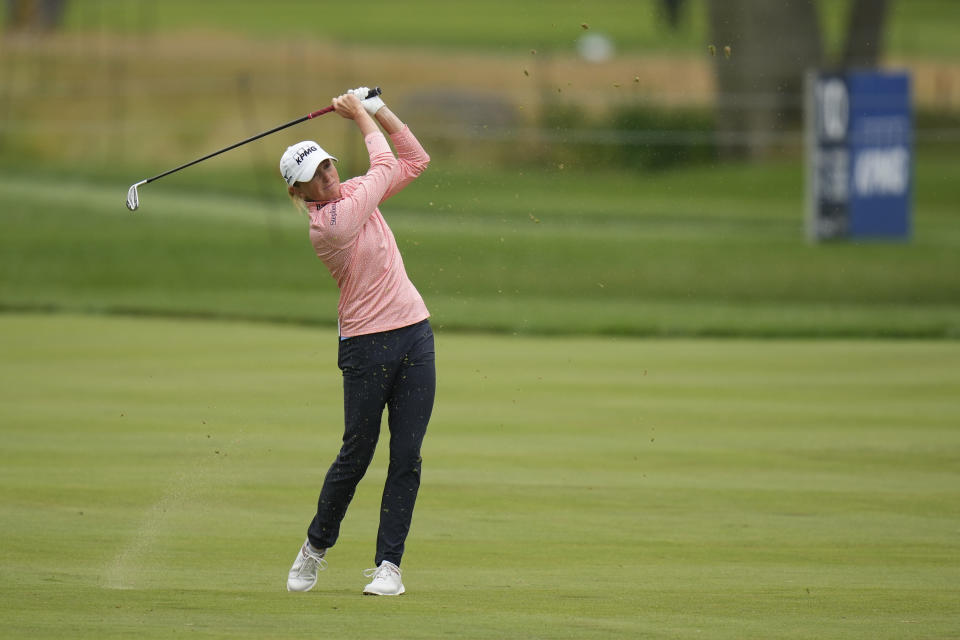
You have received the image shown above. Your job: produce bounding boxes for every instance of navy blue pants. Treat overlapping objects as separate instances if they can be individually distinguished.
[308,319,435,567]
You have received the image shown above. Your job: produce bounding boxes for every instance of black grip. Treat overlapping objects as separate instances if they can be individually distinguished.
[366,87,382,98]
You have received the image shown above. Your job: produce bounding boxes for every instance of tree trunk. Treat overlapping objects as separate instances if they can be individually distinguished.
[841,0,890,69]
[708,0,823,159]
[661,0,685,29]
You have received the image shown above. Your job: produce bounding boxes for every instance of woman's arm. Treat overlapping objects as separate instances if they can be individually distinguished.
[373,106,405,136]
[315,94,398,246]
[367,105,430,203]
[348,88,430,204]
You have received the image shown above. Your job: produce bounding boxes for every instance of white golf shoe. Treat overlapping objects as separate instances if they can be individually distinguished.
[286,539,327,592]
[362,561,405,596]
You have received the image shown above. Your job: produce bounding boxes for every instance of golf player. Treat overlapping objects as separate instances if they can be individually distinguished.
[281,88,435,596]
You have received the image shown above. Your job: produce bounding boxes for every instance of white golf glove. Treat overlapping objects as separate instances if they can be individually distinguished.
[349,86,386,116]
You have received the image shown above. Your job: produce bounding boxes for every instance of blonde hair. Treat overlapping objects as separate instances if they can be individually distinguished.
[287,186,309,217]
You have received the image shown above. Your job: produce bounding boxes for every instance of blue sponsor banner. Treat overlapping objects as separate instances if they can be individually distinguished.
[807,71,912,241]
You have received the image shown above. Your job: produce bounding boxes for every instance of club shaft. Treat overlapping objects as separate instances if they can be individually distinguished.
[142,87,379,185]
[143,114,309,184]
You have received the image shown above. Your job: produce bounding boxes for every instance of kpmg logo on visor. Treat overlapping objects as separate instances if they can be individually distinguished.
[281,141,333,185]
[295,145,319,165]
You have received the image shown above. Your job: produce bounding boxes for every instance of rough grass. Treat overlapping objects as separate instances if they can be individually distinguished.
[1,313,958,638]
[1,23,957,171]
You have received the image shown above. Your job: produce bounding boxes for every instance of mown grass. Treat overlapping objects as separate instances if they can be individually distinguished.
[1,148,958,337]
[19,0,959,59]
[1,313,958,638]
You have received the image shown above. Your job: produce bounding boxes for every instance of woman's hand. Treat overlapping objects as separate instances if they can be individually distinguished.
[332,93,367,120]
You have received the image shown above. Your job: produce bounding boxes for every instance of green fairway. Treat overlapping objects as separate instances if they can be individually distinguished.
[1,313,957,639]
[2,153,959,338]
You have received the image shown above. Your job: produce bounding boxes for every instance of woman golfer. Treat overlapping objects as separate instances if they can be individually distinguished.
[282,88,434,596]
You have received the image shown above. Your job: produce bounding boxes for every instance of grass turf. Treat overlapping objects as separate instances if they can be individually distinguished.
[1,152,958,338]
[19,0,959,59]
[1,313,958,638]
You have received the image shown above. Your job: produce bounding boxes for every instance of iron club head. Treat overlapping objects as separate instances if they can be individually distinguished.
[126,180,146,211]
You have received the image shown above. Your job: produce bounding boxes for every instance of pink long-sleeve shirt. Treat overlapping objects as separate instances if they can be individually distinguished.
[306,125,430,338]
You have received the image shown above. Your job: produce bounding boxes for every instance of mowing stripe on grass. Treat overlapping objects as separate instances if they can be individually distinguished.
[2,313,958,638]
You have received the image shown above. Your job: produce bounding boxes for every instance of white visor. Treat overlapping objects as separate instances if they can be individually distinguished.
[279,141,337,186]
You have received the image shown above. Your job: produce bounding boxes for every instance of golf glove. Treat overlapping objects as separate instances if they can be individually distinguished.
[350,87,386,116]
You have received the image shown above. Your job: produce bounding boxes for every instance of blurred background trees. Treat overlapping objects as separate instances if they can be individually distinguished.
[4,0,66,31]
[1,0,955,177]
[702,0,891,158]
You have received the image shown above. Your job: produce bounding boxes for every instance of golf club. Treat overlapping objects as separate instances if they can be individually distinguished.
[125,87,382,211]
